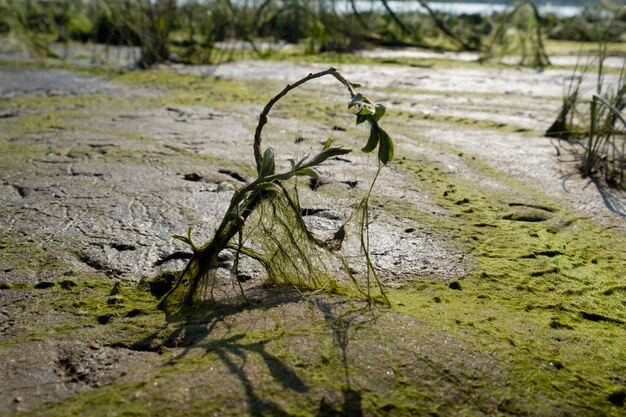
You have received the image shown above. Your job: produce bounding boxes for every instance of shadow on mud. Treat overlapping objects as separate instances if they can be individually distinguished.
[125,287,378,417]
[314,299,378,417]
[560,170,626,219]
[589,178,626,219]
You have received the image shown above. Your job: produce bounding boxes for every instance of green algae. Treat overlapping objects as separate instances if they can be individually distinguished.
[0,278,164,347]
[142,270,179,299]
[379,143,626,415]
[2,59,625,416]
[0,232,166,350]
[544,39,626,56]
[19,297,499,416]
[110,69,275,110]
[391,276,625,415]
[0,233,79,283]
[396,111,541,136]
[21,303,329,416]
[138,74,626,413]
[342,105,626,414]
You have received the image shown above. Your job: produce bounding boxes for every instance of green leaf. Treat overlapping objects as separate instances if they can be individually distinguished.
[172,227,198,251]
[251,182,281,194]
[275,170,297,182]
[296,167,319,177]
[323,138,332,149]
[171,234,190,244]
[361,122,379,153]
[377,127,394,165]
[374,103,386,121]
[350,82,362,89]
[357,106,374,116]
[308,146,352,166]
[356,114,368,125]
[593,94,626,128]
[260,147,275,177]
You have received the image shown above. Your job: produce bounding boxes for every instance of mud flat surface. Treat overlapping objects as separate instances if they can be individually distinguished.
[0,53,625,416]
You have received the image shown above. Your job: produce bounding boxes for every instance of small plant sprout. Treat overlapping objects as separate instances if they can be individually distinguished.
[159,67,394,311]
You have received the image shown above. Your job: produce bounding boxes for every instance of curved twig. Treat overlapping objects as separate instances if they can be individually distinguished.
[415,0,477,51]
[380,0,412,36]
[253,67,357,174]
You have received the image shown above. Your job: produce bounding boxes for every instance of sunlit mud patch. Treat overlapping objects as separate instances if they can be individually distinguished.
[302,209,470,287]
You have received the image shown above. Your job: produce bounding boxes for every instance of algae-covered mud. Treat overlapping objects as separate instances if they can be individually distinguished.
[1,54,625,416]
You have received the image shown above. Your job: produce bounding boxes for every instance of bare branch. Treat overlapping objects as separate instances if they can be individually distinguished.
[253,67,357,174]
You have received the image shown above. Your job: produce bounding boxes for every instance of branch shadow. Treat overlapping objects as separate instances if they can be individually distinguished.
[312,300,381,417]
[588,178,626,219]
[125,287,308,416]
[203,333,308,417]
[125,287,382,416]
[557,142,626,219]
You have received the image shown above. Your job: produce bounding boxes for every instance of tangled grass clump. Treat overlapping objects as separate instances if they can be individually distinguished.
[546,42,625,189]
[159,68,394,311]
[583,92,626,188]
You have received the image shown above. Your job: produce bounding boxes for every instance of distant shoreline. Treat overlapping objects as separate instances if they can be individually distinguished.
[337,0,599,17]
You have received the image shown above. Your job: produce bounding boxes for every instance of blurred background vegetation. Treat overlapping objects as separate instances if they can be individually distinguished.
[0,0,624,67]
[0,0,624,187]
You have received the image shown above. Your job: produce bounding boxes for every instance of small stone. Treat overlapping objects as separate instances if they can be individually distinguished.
[13,397,22,403]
